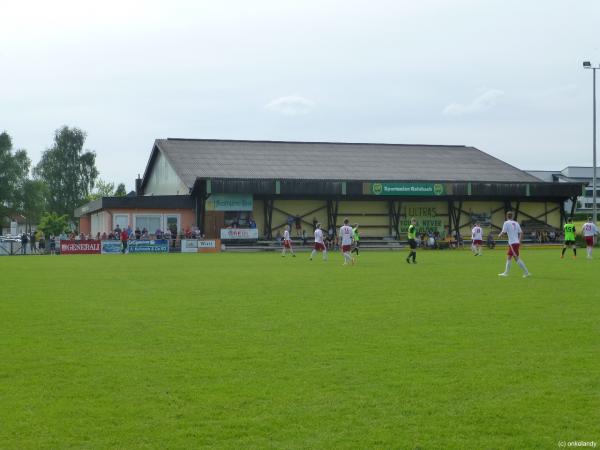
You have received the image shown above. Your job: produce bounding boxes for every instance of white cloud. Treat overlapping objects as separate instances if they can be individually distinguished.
[265,95,316,116]
[443,89,505,116]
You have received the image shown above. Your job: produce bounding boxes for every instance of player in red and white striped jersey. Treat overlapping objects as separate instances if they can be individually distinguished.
[338,218,354,266]
[497,211,531,278]
[281,225,296,257]
[471,222,483,256]
[309,223,327,261]
[582,216,599,259]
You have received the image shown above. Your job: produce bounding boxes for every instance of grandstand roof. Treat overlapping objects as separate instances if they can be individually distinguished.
[145,138,541,189]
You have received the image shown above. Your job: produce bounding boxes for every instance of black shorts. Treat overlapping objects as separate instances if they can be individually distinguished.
[408,239,417,249]
[564,240,575,246]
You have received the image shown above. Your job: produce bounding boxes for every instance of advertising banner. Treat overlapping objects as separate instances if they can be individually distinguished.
[181,239,199,253]
[60,240,101,254]
[363,182,446,196]
[220,228,259,240]
[206,194,253,211]
[198,239,220,253]
[128,239,169,253]
[101,240,123,254]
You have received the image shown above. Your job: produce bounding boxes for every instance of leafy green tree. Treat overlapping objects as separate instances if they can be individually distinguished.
[37,212,70,237]
[34,126,98,220]
[114,183,127,197]
[0,131,30,225]
[19,179,48,231]
[87,178,115,202]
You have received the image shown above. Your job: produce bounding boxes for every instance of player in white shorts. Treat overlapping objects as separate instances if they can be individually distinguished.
[309,223,327,261]
[582,216,599,259]
[338,218,354,266]
[497,211,531,278]
[471,222,483,256]
[281,225,296,257]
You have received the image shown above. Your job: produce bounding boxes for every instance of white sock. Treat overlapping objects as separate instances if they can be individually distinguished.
[282,249,286,256]
[516,259,528,273]
[310,250,316,259]
[323,250,328,261]
[344,252,351,263]
[505,260,512,274]
[478,247,482,255]
[471,244,476,254]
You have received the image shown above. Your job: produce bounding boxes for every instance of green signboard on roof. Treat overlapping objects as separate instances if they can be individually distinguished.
[363,182,446,196]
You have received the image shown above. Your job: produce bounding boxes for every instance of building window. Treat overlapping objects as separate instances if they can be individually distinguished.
[113,214,129,231]
[135,215,161,233]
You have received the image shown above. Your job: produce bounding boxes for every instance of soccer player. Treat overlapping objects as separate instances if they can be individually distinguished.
[471,221,483,256]
[497,211,531,277]
[281,225,296,257]
[351,223,360,256]
[582,216,599,259]
[406,217,417,264]
[338,218,354,265]
[309,223,327,261]
[561,218,577,259]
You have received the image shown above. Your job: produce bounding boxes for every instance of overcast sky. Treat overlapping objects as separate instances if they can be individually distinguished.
[2,0,599,190]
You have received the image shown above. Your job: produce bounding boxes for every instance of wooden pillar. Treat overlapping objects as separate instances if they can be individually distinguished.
[388,201,393,237]
[199,195,207,235]
[263,198,269,239]
[394,201,402,239]
[569,196,577,218]
[447,201,454,238]
[266,199,274,239]
[456,201,463,236]
[332,200,339,231]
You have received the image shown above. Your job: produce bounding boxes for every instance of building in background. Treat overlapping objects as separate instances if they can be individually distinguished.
[76,139,584,241]
[527,167,595,214]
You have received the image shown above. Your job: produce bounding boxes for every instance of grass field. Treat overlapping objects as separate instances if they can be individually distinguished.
[1,248,598,449]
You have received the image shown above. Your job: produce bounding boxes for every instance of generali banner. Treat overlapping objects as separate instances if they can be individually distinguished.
[60,240,101,254]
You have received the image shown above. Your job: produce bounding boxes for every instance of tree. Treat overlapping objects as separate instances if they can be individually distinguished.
[34,126,98,221]
[0,131,30,225]
[19,179,48,231]
[37,212,70,237]
[114,183,127,197]
[87,178,115,202]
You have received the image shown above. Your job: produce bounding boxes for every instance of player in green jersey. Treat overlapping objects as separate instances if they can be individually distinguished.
[406,217,418,264]
[561,218,577,259]
[351,224,360,256]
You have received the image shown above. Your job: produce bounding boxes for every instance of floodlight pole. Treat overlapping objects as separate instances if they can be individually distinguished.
[583,62,598,223]
[593,66,597,224]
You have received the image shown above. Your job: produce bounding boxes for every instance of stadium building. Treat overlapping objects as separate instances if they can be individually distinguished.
[76,139,584,241]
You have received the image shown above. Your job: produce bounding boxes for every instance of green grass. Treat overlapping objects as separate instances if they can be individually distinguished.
[1,249,598,449]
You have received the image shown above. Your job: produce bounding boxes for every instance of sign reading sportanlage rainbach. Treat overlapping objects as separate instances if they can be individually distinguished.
[206,194,253,211]
[363,182,446,196]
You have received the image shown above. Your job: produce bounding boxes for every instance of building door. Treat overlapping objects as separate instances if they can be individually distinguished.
[203,211,224,238]
[165,215,179,236]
